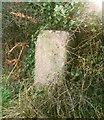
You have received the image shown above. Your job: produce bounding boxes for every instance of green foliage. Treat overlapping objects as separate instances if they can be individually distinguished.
[2,2,104,118]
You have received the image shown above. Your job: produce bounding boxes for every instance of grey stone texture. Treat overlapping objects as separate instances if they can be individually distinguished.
[35,30,69,86]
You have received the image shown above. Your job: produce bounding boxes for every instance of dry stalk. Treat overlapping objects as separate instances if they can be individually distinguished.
[7,45,25,80]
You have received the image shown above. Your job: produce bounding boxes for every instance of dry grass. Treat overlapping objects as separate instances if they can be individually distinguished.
[2,38,104,118]
[2,2,104,118]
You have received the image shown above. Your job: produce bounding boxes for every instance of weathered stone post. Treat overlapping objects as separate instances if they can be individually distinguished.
[35,30,69,86]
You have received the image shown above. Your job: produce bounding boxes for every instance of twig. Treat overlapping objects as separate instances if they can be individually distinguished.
[7,46,25,80]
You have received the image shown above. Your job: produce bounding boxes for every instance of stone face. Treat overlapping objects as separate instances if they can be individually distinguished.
[35,30,69,85]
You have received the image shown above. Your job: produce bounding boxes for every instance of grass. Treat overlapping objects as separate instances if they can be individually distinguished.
[2,38,104,118]
[1,2,104,118]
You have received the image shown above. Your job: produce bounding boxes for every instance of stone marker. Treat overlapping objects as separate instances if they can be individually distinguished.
[35,30,69,86]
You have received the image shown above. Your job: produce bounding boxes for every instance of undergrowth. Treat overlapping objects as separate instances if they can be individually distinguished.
[2,39,104,118]
[2,2,104,118]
